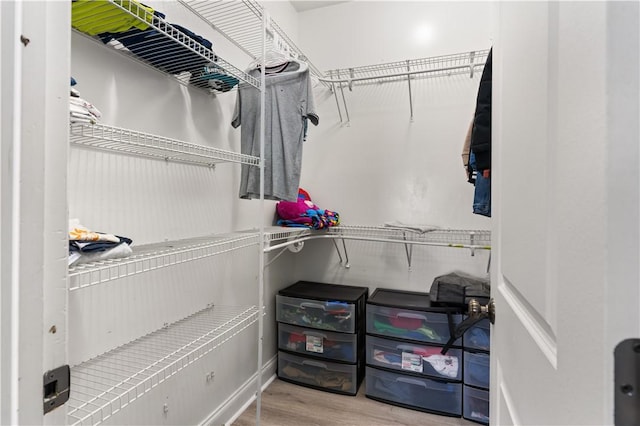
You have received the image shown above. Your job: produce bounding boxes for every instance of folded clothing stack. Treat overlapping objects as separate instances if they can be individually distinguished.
[69,77,102,124]
[68,219,133,266]
[193,65,239,92]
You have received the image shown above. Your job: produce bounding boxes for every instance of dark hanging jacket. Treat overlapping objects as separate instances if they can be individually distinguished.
[470,48,492,171]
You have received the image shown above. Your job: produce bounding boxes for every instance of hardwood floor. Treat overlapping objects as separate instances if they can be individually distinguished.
[232,378,479,426]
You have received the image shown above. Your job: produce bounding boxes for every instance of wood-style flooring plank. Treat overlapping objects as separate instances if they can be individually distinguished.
[232,378,479,426]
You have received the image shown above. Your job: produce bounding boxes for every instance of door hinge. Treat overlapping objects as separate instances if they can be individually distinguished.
[615,339,640,426]
[43,365,70,414]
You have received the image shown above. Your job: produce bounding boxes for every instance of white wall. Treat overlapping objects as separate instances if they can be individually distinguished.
[286,2,494,291]
[297,1,493,228]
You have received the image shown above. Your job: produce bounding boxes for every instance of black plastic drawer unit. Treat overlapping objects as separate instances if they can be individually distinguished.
[365,288,463,346]
[279,323,359,363]
[276,281,368,395]
[276,281,368,333]
[366,366,462,416]
[278,351,360,395]
[366,334,463,381]
[463,385,490,424]
[463,318,491,351]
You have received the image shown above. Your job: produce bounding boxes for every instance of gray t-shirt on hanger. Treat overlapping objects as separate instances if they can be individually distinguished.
[232,61,319,202]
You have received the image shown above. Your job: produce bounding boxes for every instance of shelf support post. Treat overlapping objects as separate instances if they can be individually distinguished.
[469,51,476,78]
[331,239,345,265]
[338,76,351,126]
[407,60,414,122]
[402,231,414,269]
[329,70,344,124]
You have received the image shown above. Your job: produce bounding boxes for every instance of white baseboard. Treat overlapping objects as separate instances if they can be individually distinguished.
[200,355,278,426]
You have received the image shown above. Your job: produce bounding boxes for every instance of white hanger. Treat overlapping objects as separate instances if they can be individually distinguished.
[248,32,300,71]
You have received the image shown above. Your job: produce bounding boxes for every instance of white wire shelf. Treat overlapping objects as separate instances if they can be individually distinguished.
[69,232,260,291]
[263,226,313,244]
[263,225,490,269]
[324,50,490,87]
[322,49,490,124]
[179,0,326,82]
[265,225,490,250]
[69,123,260,167]
[66,304,259,426]
[264,225,490,269]
[328,225,491,247]
[72,0,260,91]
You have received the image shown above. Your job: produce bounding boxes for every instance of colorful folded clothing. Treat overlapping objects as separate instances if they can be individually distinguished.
[276,188,340,230]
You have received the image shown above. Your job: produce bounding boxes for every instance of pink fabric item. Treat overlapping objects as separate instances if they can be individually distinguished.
[276,188,319,220]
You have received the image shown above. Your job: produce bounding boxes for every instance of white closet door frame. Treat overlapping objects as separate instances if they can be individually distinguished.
[0,1,69,424]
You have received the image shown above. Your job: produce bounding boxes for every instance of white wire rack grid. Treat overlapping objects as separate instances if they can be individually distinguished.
[179,0,327,83]
[69,233,260,291]
[324,50,491,87]
[262,226,312,244]
[66,304,259,426]
[327,225,491,248]
[264,225,491,252]
[72,0,260,91]
[69,123,260,167]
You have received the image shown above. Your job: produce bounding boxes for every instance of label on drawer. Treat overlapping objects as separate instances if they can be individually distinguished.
[306,335,324,353]
[401,351,423,373]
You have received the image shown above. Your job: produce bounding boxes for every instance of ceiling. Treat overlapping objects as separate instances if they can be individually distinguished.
[289,1,349,12]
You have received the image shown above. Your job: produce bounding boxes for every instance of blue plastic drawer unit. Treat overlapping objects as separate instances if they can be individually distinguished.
[366,288,463,346]
[365,366,462,416]
[278,351,359,395]
[276,281,368,333]
[278,323,359,363]
[463,385,490,424]
[366,335,463,381]
[463,351,490,389]
[463,318,491,351]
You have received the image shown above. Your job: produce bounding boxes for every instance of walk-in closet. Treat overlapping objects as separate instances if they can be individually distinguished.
[1,1,639,425]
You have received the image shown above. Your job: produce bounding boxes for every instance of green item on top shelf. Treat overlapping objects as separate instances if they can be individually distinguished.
[72,0,154,36]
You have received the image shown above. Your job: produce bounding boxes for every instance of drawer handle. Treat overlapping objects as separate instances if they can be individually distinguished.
[301,360,328,369]
[396,344,419,352]
[300,302,327,310]
[396,312,428,321]
[396,377,428,388]
[302,331,327,339]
